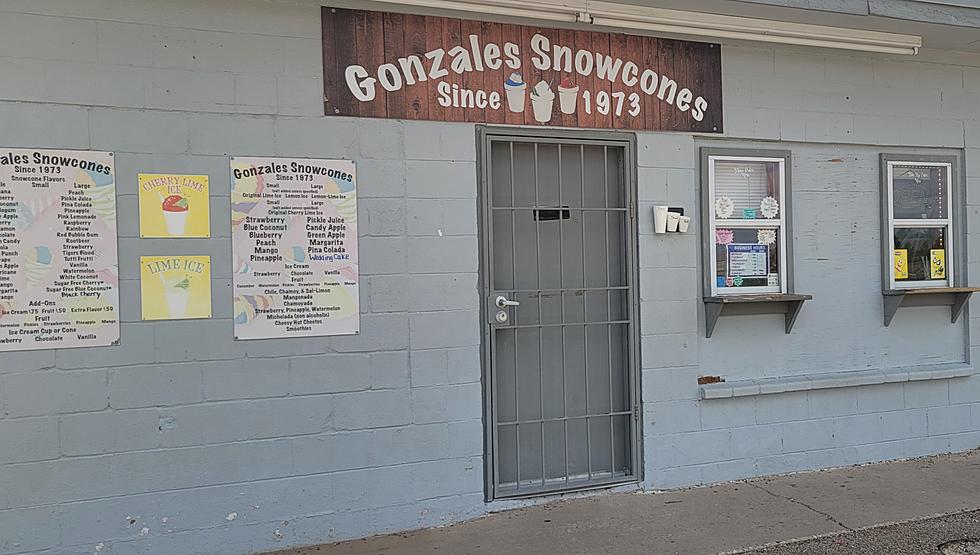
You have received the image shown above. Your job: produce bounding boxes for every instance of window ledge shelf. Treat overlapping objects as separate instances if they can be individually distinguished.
[700,363,975,400]
[882,287,980,326]
[703,294,812,338]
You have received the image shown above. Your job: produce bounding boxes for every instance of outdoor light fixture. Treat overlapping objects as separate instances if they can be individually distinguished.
[377,0,922,55]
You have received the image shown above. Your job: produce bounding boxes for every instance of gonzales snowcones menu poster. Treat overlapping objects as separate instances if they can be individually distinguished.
[231,157,359,340]
[0,148,119,351]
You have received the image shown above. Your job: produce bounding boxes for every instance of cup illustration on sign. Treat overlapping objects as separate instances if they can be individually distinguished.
[504,73,526,113]
[558,77,580,114]
[23,246,53,288]
[162,274,191,318]
[530,80,556,123]
[161,194,190,236]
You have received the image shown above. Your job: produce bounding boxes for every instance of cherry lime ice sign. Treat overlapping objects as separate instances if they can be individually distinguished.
[322,8,723,132]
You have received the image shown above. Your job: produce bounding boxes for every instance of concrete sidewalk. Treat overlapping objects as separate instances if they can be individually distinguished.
[270,449,980,555]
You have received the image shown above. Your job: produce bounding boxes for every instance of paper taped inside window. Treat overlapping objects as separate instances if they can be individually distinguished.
[714,160,778,216]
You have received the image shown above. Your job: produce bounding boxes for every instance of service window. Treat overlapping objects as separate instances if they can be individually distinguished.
[706,153,789,296]
[886,160,954,288]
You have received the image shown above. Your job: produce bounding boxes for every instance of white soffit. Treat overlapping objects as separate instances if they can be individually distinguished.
[376,0,923,54]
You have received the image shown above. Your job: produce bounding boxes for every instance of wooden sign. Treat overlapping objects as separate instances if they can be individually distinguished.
[322,8,723,133]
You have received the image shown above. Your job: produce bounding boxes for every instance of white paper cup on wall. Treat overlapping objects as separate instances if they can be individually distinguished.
[654,206,668,234]
[666,212,680,232]
[678,215,691,233]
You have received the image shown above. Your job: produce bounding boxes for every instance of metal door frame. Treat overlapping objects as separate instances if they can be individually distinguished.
[476,126,642,501]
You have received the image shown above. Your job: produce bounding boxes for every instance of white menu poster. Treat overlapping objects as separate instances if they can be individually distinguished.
[0,149,120,351]
[231,157,359,340]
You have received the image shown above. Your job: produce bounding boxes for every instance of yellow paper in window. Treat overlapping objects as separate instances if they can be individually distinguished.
[930,249,946,279]
[893,249,908,280]
[140,256,212,320]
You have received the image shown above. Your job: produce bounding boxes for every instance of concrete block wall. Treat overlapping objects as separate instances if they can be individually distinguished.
[0,2,487,553]
[641,44,980,490]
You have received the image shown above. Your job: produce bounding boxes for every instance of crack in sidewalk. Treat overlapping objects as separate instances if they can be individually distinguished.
[748,481,854,532]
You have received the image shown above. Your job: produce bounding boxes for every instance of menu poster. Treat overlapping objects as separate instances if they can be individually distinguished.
[140,255,212,320]
[727,244,769,278]
[0,148,119,352]
[138,174,210,238]
[231,157,359,340]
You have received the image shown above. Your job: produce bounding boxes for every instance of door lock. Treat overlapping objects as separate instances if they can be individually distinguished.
[495,296,520,308]
[495,310,509,324]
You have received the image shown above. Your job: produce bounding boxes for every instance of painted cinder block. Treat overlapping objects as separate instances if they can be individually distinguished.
[363,198,408,237]
[60,408,161,455]
[90,108,189,155]
[157,396,334,448]
[0,102,90,149]
[406,160,478,199]
[636,133,696,169]
[0,417,60,464]
[781,418,835,453]
[370,351,411,390]
[2,370,107,417]
[188,113,276,156]
[203,358,291,401]
[404,120,479,162]
[290,354,371,395]
[409,310,480,351]
[408,274,479,312]
[926,404,974,436]
[0,506,60,553]
[333,389,411,431]
[701,397,757,430]
[109,363,204,409]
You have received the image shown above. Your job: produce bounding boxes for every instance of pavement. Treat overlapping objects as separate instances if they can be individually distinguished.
[267,449,980,555]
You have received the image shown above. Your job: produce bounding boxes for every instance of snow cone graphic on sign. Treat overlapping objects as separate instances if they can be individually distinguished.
[162,194,189,235]
[530,80,555,123]
[23,246,53,288]
[504,73,526,113]
[82,169,116,224]
[558,77,579,114]
[162,274,191,317]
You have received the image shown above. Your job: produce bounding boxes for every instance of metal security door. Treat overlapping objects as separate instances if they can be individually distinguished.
[480,129,639,499]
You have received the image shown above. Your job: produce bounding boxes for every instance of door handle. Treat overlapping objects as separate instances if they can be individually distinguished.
[495,296,520,308]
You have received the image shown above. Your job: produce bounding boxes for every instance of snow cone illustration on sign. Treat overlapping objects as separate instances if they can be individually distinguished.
[162,194,189,235]
[530,80,555,123]
[23,245,53,288]
[138,174,210,238]
[504,73,526,113]
[83,169,117,224]
[162,274,191,317]
[558,77,579,114]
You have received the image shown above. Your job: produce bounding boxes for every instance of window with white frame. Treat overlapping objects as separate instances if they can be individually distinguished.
[706,153,788,296]
[886,160,953,288]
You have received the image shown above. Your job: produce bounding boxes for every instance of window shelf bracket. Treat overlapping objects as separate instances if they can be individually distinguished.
[703,293,812,338]
[881,287,980,327]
